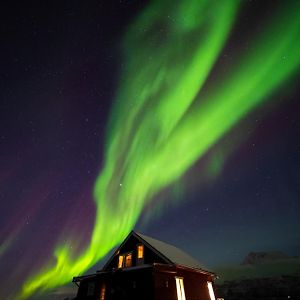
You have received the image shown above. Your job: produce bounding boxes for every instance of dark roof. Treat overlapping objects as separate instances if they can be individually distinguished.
[135,232,207,271]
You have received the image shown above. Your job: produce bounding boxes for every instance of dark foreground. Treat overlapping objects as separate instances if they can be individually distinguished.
[216,275,300,300]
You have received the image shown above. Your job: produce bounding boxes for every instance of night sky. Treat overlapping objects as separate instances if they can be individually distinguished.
[1,1,299,299]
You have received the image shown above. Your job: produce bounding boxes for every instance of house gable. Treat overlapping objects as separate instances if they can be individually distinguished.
[102,231,172,271]
[102,231,209,273]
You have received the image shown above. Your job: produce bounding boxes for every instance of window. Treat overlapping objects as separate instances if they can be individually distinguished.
[175,277,186,300]
[207,281,216,300]
[100,284,106,300]
[87,281,95,296]
[118,252,132,268]
[136,244,144,265]
[125,253,132,267]
[137,244,144,259]
[118,255,124,268]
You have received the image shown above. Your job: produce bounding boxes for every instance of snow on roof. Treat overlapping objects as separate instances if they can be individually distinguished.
[135,232,207,271]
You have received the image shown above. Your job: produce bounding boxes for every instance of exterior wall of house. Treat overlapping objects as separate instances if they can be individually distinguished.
[178,269,213,300]
[75,265,215,300]
[107,267,153,300]
[76,267,154,300]
[153,264,215,300]
[153,270,178,300]
[76,276,101,300]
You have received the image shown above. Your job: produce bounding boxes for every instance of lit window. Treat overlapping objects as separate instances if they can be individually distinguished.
[207,281,216,300]
[175,277,186,300]
[137,244,144,259]
[125,253,132,267]
[118,255,124,268]
[100,284,106,300]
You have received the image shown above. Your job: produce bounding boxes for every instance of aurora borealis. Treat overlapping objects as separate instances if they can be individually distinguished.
[1,1,299,299]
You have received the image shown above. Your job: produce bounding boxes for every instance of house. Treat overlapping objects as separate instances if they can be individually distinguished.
[73,231,217,300]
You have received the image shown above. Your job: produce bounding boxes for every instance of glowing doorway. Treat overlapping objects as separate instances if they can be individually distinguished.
[175,277,186,300]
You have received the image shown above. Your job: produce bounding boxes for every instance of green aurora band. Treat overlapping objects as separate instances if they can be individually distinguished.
[18,0,300,299]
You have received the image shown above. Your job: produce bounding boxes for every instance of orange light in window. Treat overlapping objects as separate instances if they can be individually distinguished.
[137,245,144,259]
[100,284,106,300]
[118,255,124,268]
[125,253,132,267]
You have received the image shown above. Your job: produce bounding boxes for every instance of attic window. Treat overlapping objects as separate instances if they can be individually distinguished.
[175,277,186,300]
[137,244,144,259]
[125,253,132,267]
[118,255,124,268]
[207,281,216,300]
